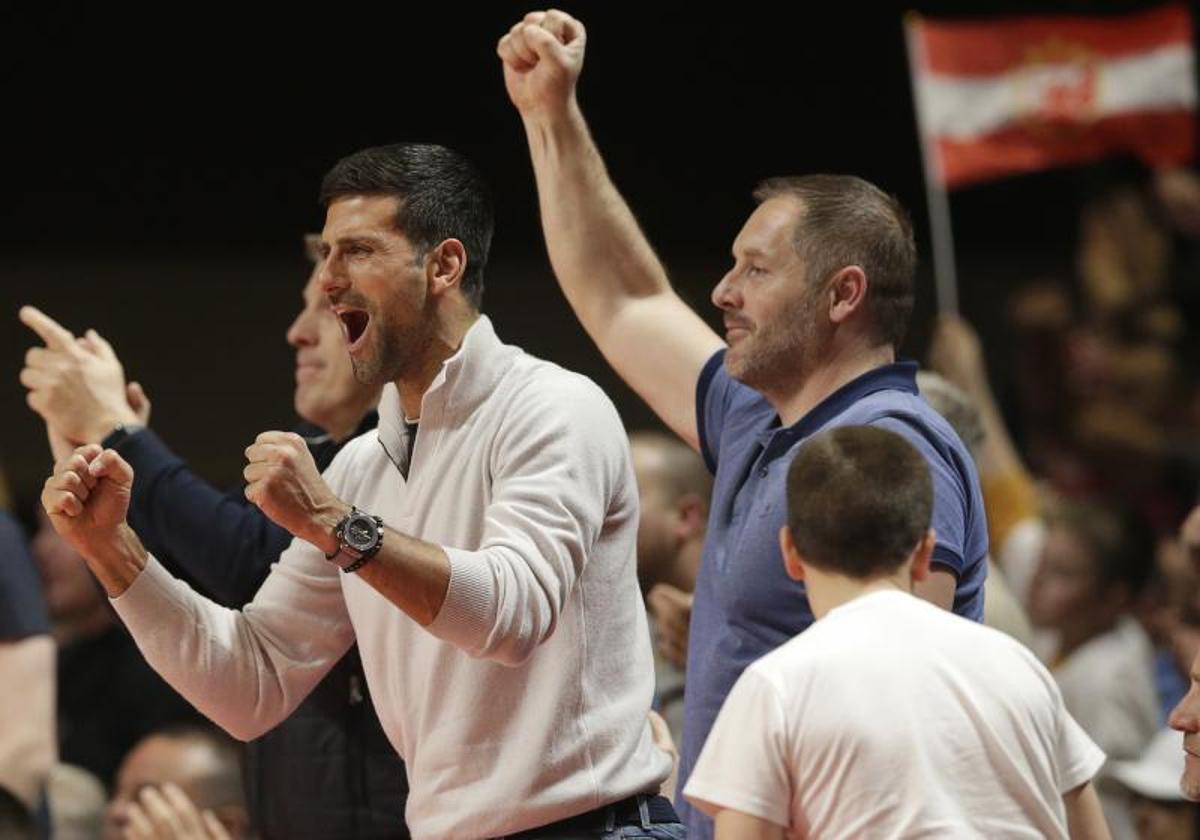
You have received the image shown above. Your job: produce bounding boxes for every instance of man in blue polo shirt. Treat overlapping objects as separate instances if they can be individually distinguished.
[499,10,989,838]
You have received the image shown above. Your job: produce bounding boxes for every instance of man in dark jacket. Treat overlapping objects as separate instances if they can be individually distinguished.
[19,236,408,839]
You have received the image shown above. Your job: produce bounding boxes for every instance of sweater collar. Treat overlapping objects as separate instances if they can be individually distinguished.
[377,315,516,470]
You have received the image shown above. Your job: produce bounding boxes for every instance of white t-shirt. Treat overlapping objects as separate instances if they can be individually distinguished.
[684,590,1104,839]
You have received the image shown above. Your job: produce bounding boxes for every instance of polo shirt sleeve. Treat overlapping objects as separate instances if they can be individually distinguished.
[0,512,50,639]
[873,416,972,578]
[683,666,792,828]
[696,349,732,474]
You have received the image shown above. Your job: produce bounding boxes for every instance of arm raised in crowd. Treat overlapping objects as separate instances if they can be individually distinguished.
[19,306,290,606]
[499,10,723,448]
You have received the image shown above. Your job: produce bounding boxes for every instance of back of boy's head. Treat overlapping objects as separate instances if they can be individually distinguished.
[786,425,933,578]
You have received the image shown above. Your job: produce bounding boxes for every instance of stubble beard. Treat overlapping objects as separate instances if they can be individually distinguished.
[351,305,433,388]
[727,287,827,395]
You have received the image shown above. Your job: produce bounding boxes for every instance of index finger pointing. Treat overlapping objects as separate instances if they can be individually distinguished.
[19,306,76,351]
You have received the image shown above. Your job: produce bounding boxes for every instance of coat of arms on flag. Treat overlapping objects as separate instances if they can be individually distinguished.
[907,5,1196,189]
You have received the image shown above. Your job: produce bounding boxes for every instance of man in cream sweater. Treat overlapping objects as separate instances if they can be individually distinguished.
[39,143,678,839]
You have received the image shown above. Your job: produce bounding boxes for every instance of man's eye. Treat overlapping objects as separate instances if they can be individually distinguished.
[747,265,767,276]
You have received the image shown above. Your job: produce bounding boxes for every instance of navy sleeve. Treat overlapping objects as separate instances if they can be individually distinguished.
[0,512,50,638]
[696,349,730,474]
[874,415,970,576]
[116,428,292,608]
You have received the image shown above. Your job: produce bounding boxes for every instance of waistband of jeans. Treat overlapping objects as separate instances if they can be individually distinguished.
[501,794,678,837]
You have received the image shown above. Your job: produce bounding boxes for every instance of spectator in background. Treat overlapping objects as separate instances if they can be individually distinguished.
[927,314,1047,604]
[19,234,408,838]
[104,726,251,840]
[1108,728,1199,840]
[917,370,1036,648]
[0,466,55,831]
[1029,500,1158,839]
[683,426,1109,839]
[630,430,711,745]
[31,509,202,789]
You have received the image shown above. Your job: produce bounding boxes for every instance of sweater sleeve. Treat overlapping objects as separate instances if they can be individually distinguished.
[109,539,355,742]
[426,373,629,666]
[117,427,293,607]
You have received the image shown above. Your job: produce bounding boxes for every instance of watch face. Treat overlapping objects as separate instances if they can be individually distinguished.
[345,515,378,551]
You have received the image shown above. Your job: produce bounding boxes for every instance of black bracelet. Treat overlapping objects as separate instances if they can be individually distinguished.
[341,551,378,575]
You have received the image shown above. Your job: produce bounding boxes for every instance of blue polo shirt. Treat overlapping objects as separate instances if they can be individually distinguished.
[676,351,989,839]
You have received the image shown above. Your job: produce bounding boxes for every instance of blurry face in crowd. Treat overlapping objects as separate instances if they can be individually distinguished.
[1027,524,1102,630]
[711,196,830,393]
[631,439,678,585]
[103,735,236,840]
[31,508,105,625]
[286,239,380,437]
[317,195,433,389]
[1169,649,1200,801]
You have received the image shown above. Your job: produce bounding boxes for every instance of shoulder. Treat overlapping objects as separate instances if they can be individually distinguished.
[502,353,626,435]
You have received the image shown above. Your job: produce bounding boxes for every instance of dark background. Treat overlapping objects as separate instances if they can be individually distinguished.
[1,1,1190,509]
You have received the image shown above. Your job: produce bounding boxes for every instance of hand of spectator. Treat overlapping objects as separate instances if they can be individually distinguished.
[1154,167,1200,238]
[122,783,231,840]
[1182,505,1200,572]
[926,314,987,395]
[498,10,586,121]
[244,431,345,553]
[19,306,143,444]
[648,583,693,669]
[42,444,132,551]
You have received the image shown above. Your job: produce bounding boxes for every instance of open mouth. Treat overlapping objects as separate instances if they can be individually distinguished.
[337,309,371,349]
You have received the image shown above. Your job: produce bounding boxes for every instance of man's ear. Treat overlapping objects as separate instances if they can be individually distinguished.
[672,493,706,543]
[827,265,868,326]
[779,525,805,582]
[427,238,467,298]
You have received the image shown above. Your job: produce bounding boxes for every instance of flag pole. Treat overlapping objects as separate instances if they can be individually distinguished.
[904,13,959,315]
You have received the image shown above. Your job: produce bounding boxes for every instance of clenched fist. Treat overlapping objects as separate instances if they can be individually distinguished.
[243,431,348,554]
[498,10,587,121]
[41,444,147,595]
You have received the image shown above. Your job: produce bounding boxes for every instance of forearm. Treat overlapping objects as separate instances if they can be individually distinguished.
[962,375,1029,483]
[1064,782,1111,840]
[522,102,722,444]
[82,523,148,597]
[352,532,452,627]
[0,636,56,807]
[523,101,675,332]
[111,551,352,741]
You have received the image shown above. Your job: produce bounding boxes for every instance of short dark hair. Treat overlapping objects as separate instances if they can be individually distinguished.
[753,174,916,352]
[1046,501,1152,597]
[786,425,932,578]
[320,143,494,309]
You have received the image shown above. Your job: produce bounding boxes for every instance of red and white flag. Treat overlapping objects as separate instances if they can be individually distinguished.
[907,5,1196,189]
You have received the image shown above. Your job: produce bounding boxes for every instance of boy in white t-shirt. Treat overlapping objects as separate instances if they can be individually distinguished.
[683,425,1111,840]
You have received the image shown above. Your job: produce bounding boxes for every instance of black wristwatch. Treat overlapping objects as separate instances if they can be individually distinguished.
[326,506,385,573]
